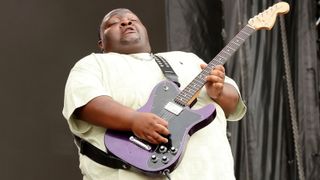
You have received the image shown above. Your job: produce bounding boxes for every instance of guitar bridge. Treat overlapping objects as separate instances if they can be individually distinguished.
[129,136,152,151]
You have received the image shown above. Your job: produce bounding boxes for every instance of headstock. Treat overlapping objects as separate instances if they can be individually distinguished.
[248,2,290,30]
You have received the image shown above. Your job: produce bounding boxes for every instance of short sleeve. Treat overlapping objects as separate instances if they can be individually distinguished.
[224,76,247,121]
[62,54,110,134]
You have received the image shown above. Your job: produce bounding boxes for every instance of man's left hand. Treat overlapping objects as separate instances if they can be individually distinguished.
[200,64,225,100]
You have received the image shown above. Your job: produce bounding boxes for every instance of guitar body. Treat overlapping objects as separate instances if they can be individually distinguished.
[104,80,216,175]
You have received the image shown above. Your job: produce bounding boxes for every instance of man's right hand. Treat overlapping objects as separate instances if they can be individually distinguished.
[130,111,170,144]
[77,96,170,145]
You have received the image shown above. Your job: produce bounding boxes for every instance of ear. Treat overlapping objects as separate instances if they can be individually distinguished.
[97,40,104,52]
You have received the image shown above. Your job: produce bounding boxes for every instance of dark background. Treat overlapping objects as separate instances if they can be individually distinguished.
[0,0,165,179]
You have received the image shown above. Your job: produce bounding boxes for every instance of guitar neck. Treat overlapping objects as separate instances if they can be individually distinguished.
[174,25,256,106]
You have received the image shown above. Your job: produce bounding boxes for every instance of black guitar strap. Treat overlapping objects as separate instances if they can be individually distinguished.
[74,136,131,170]
[153,54,180,87]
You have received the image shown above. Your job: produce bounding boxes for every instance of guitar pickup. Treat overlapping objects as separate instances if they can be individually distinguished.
[164,102,183,115]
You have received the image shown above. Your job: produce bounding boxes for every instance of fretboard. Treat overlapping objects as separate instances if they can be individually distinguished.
[174,25,256,106]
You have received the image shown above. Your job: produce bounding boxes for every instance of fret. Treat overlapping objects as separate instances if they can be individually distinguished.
[217,59,224,65]
[185,84,198,92]
[232,39,241,46]
[188,86,198,93]
[219,51,231,59]
[176,96,188,105]
[239,31,249,38]
[174,98,184,106]
[198,74,207,81]
[183,91,193,98]
[241,30,250,36]
[191,83,199,89]
[220,48,233,58]
[186,88,196,94]
[223,49,232,55]
[211,58,223,66]
[231,41,240,46]
[238,35,247,42]
[179,95,191,103]
[190,80,198,87]
[176,94,187,101]
[237,35,246,42]
[228,43,238,50]
[202,68,211,75]
[215,55,225,64]
[197,79,204,85]
[226,45,236,51]
[197,74,206,80]
[237,36,244,41]
[185,86,194,92]
[187,83,200,91]
[207,63,216,70]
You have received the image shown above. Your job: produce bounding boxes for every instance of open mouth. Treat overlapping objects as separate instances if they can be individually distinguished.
[122,27,136,35]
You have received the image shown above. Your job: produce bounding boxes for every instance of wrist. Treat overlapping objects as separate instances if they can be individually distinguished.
[211,87,224,102]
[127,111,139,131]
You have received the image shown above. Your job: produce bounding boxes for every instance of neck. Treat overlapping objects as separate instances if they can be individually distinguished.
[103,43,151,54]
[129,52,154,61]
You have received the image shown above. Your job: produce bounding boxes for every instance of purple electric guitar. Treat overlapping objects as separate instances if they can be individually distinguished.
[105,2,289,176]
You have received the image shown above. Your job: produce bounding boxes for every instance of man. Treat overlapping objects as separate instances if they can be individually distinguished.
[63,8,246,180]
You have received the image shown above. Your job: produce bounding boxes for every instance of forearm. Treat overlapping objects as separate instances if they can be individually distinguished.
[75,95,136,131]
[212,83,239,117]
[74,95,170,144]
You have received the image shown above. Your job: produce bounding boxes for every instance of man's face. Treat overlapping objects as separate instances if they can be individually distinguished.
[99,9,151,54]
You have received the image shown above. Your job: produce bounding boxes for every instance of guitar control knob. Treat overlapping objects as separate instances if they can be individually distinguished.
[151,155,158,163]
[159,145,167,153]
[170,147,178,155]
[162,156,169,164]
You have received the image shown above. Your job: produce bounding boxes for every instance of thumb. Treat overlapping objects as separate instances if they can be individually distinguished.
[200,64,207,70]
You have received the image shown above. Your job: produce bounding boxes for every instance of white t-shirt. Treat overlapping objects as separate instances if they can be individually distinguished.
[63,51,246,180]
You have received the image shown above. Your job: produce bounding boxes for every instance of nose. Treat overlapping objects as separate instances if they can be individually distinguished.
[120,19,132,27]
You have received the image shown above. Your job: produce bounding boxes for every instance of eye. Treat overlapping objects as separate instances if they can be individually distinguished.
[108,21,121,28]
[128,17,140,22]
[105,18,121,28]
[107,22,117,27]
